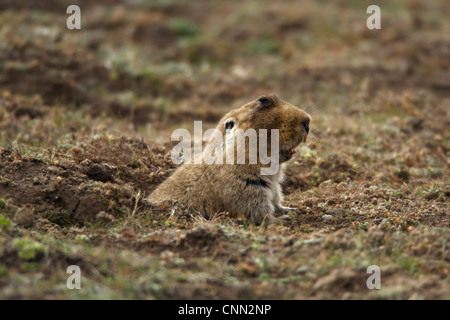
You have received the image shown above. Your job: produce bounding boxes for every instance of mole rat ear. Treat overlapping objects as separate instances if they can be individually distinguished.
[256,95,275,110]
[224,118,235,130]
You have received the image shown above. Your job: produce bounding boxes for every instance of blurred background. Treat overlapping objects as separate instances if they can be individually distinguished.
[1,0,449,136]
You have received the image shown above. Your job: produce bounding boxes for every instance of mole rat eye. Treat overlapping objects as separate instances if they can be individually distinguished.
[257,97,271,108]
[225,119,235,130]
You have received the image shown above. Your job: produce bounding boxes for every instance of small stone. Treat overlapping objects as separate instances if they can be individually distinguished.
[80,159,91,166]
[405,116,424,132]
[160,250,174,259]
[96,211,115,225]
[379,218,390,230]
[295,266,308,275]
[327,208,347,216]
[326,198,337,205]
[322,214,333,222]
[14,206,35,228]
[423,191,439,201]
[304,200,314,208]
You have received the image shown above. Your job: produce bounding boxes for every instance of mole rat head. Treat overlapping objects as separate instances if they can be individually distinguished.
[219,93,311,163]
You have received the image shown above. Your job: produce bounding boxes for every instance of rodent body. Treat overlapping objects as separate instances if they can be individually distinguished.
[148,94,311,225]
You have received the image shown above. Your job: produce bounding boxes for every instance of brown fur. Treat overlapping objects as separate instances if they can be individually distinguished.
[148,94,311,225]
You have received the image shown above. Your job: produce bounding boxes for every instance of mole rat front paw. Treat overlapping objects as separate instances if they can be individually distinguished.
[275,205,296,213]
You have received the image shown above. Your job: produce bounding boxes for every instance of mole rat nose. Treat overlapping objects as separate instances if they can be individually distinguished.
[301,118,310,134]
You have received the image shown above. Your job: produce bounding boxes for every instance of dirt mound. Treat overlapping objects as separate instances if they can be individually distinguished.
[0,137,174,226]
